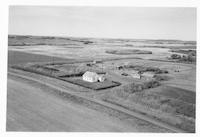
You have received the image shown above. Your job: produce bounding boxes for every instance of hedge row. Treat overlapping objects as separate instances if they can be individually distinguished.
[114,80,160,94]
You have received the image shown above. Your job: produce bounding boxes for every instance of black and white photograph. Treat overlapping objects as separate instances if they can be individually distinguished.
[1,1,198,135]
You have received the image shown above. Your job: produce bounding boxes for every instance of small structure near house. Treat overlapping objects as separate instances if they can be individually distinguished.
[117,66,123,70]
[98,75,106,82]
[174,68,180,72]
[130,71,141,79]
[82,71,99,82]
[141,72,155,80]
[93,60,102,64]
[86,63,92,67]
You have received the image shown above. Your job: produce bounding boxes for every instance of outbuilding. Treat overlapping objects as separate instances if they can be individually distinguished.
[93,60,102,64]
[98,75,106,82]
[130,73,141,79]
[141,72,155,80]
[129,70,141,79]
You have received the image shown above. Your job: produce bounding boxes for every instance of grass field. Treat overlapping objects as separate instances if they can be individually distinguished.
[105,49,152,55]
[8,50,72,65]
[99,85,195,132]
[8,35,196,132]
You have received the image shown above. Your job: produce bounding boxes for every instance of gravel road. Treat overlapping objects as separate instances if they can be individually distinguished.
[7,76,148,132]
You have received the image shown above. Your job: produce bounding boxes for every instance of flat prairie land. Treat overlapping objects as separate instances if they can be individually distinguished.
[9,35,195,61]
[7,35,196,132]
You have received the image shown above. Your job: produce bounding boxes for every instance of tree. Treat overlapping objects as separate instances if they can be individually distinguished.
[171,54,181,59]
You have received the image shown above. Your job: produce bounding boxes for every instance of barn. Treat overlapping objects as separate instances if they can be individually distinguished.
[82,71,99,82]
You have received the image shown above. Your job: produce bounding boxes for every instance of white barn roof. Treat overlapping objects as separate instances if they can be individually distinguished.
[82,71,99,82]
[83,71,98,77]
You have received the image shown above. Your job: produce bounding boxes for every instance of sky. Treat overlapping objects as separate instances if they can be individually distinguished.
[9,6,196,41]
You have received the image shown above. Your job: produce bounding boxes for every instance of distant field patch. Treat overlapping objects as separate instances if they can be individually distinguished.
[153,86,196,104]
[105,49,152,55]
[169,49,196,56]
[8,50,72,65]
[63,46,84,48]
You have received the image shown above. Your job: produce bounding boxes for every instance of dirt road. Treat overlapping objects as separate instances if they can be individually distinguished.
[8,77,144,132]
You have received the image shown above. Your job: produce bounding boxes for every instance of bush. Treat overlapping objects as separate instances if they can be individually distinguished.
[122,83,136,93]
[84,41,93,44]
[187,54,196,62]
[171,54,181,59]
[121,83,144,94]
[169,51,196,63]
[123,65,168,74]
[115,88,130,99]
[143,80,160,89]
[154,75,169,81]
[118,80,160,94]
[179,54,196,63]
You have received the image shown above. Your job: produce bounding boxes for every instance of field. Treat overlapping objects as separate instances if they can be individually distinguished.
[99,85,195,132]
[105,49,152,55]
[8,50,73,65]
[7,35,196,132]
[9,35,196,61]
[170,49,196,55]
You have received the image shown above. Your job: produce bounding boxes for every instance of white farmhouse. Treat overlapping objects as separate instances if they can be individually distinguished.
[82,71,106,82]
[82,71,99,82]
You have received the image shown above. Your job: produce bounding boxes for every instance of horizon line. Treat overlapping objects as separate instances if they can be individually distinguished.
[8,33,196,42]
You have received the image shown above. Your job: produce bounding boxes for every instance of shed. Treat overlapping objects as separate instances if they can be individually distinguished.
[141,72,155,80]
[82,71,99,82]
[98,75,106,82]
[117,66,123,70]
[130,70,141,79]
[93,60,102,64]
[130,73,141,79]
